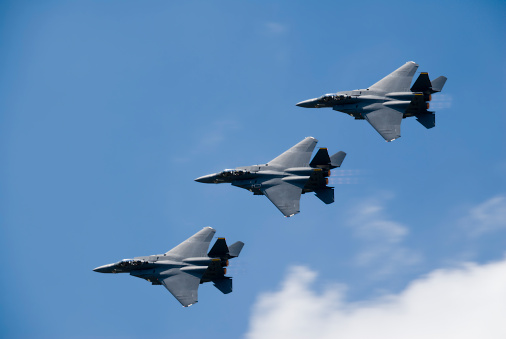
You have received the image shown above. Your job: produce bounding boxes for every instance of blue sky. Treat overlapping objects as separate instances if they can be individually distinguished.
[1,1,505,338]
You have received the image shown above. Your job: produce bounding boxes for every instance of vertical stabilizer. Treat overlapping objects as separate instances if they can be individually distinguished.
[310,148,331,168]
[208,238,229,258]
[431,76,447,92]
[330,151,346,168]
[310,149,346,169]
[228,241,244,258]
[410,72,431,92]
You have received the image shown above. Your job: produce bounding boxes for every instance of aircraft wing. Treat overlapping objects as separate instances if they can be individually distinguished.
[267,137,318,168]
[165,227,216,259]
[369,61,419,93]
[161,271,201,307]
[363,107,403,142]
[262,182,303,217]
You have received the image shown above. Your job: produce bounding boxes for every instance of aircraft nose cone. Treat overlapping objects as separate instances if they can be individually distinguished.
[194,174,217,183]
[93,264,114,273]
[296,98,318,108]
[93,266,105,273]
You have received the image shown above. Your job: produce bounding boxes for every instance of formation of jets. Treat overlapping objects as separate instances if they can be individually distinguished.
[94,62,447,307]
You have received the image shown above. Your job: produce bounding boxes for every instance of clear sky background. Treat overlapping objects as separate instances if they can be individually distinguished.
[1,1,505,338]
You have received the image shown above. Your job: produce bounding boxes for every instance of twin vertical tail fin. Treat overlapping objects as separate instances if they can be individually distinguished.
[208,238,229,258]
[410,73,447,129]
[228,241,244,258]
[330,151,346,168]
[410,72,432,93]
[310,148,347,205]
[208,238,245,259]
[411,73,447,94]
[430,76,447,93]
[310,148,347,169]
[208,238,244,294]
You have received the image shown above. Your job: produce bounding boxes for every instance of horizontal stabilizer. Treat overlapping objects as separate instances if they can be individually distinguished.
[431,76,447,92]
[330,151,346,168]
[415,113,436,129]
[208,238,228,258]
[315,188,334,204]
[228,241,244,258]
[213,278,232,294]
[410,72,431,92]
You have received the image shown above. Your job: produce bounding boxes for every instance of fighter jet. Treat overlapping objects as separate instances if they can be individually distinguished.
[296,61,447,142]
[93,227,244,307]
[195,137,346,217]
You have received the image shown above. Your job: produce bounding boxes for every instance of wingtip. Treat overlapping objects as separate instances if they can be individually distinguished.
[285,211,300,217]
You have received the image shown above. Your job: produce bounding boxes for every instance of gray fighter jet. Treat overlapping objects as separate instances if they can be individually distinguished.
[296,61,447,142]
[93,227,244,307]
[195,137,346,217]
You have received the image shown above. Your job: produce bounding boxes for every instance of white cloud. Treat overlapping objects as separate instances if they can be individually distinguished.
[346,194,421,276]
[245,259,506,339]
[462,195,506,235]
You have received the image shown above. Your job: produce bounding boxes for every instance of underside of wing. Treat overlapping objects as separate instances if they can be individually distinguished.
[268,137,318,169]
[165,227,215,259]
[364,107,403,142]
[262,182,303,217]
[161,271,201,307]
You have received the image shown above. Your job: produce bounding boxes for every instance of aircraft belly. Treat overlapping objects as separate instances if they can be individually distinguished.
[382,100,411,113]
[333,104,360,113]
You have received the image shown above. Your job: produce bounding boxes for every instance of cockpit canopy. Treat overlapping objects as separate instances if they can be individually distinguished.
[319,94,351,102]
[219,169,250,177]
[117,259,144,267]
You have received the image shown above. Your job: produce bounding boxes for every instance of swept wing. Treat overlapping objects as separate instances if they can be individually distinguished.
[161,270,201,307]
[262,181,303,217]
[369,61,419,93]
[363,107,403,142]
[165,227,216,259]
[267,137,318,169]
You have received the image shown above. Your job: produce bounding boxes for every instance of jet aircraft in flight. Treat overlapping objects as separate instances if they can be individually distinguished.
[195,137,346,217]
[296,61,447,141]
[93,227,244,307]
